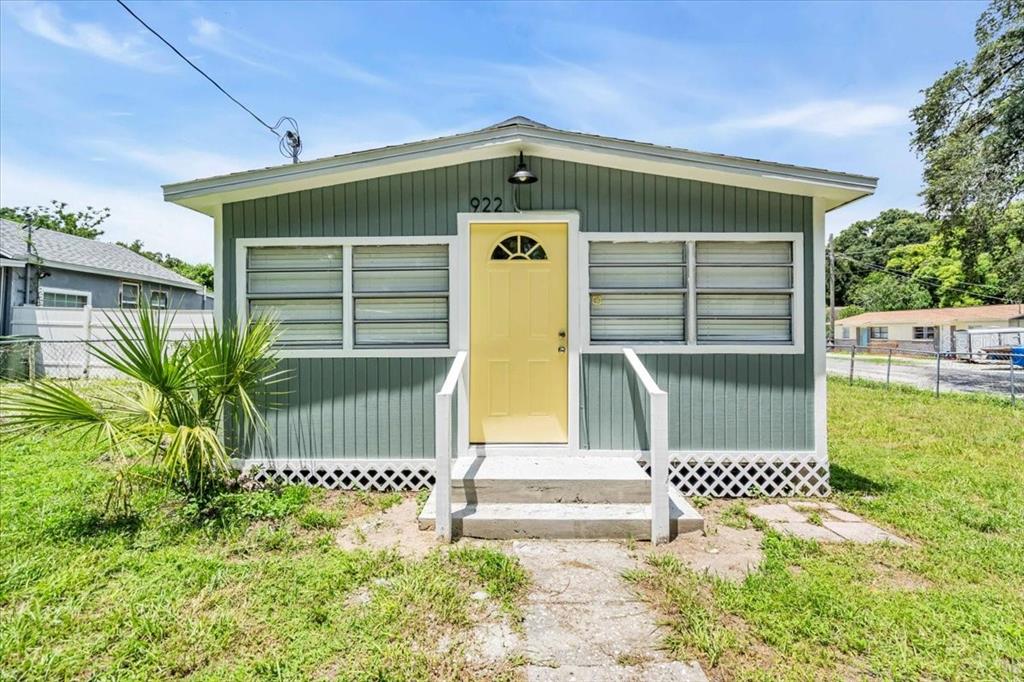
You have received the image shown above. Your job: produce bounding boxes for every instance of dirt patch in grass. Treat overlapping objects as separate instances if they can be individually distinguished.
[335,495,442,559]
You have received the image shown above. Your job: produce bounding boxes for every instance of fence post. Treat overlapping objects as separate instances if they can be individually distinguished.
[849,345,857,385]
[886,349,893,387]
[1010,360,1016,407]
[82,305,93,379]
[28,340,37,382]
[935,352,942,397]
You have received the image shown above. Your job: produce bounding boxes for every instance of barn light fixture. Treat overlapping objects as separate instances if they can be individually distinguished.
[507,152,538,184]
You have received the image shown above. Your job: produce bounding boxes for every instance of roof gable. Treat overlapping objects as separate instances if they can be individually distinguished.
[0,219,203,291]
[164,117,877,216]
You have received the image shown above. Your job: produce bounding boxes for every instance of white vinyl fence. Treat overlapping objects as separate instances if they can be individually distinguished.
[4,306,213,379]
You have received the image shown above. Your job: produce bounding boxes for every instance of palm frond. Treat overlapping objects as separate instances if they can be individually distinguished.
[161,424,231,498]
[88,301,193,396]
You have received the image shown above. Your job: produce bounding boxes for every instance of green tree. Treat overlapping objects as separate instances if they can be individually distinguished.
[910,0,1024,277]
[118,239,215,290]
[831,209,936,304]
[888,234,1002,307]
[987,201,1024,300]
[0,200,109,239]
[848,272,933,312]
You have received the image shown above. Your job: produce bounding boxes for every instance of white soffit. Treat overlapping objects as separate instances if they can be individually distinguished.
[164,125,877,216]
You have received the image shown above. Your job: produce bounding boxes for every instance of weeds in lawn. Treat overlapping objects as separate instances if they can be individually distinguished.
[448,546,529,619]
[632,379,1024,680]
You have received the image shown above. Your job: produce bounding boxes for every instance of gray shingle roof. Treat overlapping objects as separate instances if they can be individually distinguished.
[0,219,202,290]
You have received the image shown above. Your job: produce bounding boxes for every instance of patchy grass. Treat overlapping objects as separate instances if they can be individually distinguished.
[632,378,1024,681]
[0,431,526,680]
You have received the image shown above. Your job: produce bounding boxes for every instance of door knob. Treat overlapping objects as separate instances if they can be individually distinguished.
[558,346,566,353]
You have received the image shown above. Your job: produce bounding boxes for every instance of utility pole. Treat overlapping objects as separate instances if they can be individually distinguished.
[828,233,836,346]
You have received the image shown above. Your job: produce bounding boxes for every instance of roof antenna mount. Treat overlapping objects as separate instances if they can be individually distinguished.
[273,117,302,164]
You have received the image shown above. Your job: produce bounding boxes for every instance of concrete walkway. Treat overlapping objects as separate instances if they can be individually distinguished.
[512,540,707,682]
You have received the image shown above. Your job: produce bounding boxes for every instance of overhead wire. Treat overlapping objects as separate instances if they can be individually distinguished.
[834,252,1016,304]
[115,0,301,160]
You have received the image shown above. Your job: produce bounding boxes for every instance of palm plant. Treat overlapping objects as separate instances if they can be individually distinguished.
[1,303,285,510]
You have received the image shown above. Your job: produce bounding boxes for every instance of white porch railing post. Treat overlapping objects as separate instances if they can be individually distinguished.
[434,391,452,542]
[435,351,468,543]
[623,348,670,545]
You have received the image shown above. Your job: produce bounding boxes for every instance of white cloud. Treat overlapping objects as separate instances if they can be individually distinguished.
[188,17,284,74]
[717,100,908,137]
[6,1,165,70]
[0,158,214,263]
[188,15,390,87]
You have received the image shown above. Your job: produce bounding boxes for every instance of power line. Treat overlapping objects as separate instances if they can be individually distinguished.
[835,253,1016,304]
[114,0,302,162]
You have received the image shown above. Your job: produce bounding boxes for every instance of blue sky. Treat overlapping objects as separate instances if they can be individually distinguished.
[0,0,984,262]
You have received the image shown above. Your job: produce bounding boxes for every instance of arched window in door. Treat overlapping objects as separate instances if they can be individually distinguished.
[490,234,548,260]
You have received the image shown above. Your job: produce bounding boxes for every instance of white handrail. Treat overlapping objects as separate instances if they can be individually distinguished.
[435,350,468,542]
[623,348,670,545]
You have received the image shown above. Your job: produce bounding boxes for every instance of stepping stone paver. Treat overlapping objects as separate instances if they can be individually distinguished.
[769,521,844,542]
[748,504,806,523]
[823,521,909,545]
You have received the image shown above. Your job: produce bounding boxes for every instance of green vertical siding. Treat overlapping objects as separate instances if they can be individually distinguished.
[223,155,816,459]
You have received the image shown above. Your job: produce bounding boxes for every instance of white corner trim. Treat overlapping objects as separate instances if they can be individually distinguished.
[39,286,92,307]
[213,205,224,329]
[579,231,805,355]
[812,198,828,459]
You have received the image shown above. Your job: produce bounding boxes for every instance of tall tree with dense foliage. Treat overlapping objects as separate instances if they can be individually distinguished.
[910,0,1023,277]
[848,272,934,312]
[831,209,936,305]
[0,200,109,239]
[118,239,215,290]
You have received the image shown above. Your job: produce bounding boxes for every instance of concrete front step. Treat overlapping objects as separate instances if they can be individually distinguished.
[418,488,704,540]
[451,455,652,504]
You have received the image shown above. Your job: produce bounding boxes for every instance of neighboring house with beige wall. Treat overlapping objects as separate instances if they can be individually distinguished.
[835,304,1024,352]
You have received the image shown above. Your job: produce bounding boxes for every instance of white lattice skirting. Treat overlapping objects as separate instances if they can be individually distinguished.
[641,453,831,498]
[237,452,830,498]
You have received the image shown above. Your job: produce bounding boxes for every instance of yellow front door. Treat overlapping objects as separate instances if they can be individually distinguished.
[470,223,569,443]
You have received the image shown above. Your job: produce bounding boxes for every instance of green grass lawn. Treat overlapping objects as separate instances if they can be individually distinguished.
[630,378,1024,681]
[0,432,527,681]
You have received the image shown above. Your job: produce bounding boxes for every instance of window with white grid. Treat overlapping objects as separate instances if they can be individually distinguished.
[246,246,345,347]
[694,241,794,344]
[352,244,449,348]
[588,241,686,343]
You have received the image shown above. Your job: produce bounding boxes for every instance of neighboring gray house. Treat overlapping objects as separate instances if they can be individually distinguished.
[0,219,211,335]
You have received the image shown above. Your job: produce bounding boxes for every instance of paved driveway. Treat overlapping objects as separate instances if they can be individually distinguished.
[826,355,1020,399]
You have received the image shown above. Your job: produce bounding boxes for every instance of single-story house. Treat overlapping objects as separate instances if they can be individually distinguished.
[834,303,1024,353]
[0,219,211,334]
[164,116,876,539]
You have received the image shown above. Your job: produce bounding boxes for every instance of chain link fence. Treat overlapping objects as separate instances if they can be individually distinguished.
[827,344,1022,406]
[0,337,187,382]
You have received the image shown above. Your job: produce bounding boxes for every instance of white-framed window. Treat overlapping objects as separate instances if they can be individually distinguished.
[869,326,888,340]
[583,233,803,352]
[841,326,850,339]
[238,238,452,355]
[40,287,90,309]
[695,241,793,345]
[588,241,686,343]
[119,282,140,309]
[913,326,935,340]
[150,290,169,309]
[352,245,449,348]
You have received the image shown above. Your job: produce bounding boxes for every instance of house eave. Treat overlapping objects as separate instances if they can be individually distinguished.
[163,125,877,216]
[38,259,204,292]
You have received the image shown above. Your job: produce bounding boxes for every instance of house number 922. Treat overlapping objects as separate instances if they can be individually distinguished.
[469,196,503,212]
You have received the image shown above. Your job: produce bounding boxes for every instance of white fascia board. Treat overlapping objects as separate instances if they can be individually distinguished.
[38,259,204,293]
[163,126,877,216]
